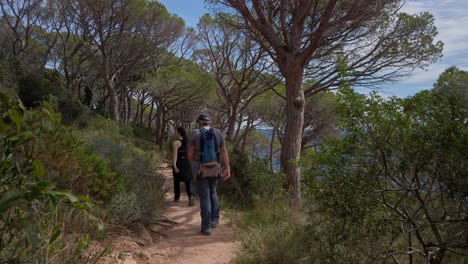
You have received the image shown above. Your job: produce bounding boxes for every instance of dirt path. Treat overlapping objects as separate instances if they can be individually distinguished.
[99,163,239,264]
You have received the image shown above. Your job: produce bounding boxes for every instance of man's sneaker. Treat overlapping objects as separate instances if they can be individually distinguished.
[188,196,195,206]
[201,229,211,235]
[211,222,218,228]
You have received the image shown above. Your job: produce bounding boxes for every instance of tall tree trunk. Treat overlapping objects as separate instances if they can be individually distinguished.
[269,128,276,170]
[126,92,132,124]
[280,68,305,199]
[158,111,167,150]
[133,94,140,124]
[120,86,127,124]
[150,112,158,129]
[63,59,73,94]
[234,112,243,144]
[140,102,149,125]
[407,222,413,264]
[103,52,120,122]
[155,109,163,146]
[226,107,237,143]
[240,115,253,153]
[107,81,120,122]
[147,102,154,129]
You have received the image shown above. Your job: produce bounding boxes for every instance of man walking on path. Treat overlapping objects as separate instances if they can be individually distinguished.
[188,113,230,235]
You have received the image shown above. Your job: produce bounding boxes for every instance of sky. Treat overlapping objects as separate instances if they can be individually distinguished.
[158,0,468,98]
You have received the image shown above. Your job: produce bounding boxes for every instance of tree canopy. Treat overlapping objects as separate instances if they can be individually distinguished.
[433,66,468,108]
[210,0,444,198]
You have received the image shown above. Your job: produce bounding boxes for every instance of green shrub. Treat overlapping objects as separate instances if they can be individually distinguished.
[36,115,125,202]
[232,166,308,264]
[109,191,143,224]
[17,68,64,108]
[237,197,294,230]
[0,56,17,97]
[235,225,310,264]
[303,89,468,263]
[77,115,165,222]
[220,148,286,209]
[128,124,156,151]
[57,96,89,125]
[0,93,102,263]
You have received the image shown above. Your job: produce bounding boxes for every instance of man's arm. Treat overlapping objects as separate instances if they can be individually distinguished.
[220,146,230,180]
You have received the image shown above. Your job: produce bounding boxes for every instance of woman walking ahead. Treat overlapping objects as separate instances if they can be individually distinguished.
[172,127,194,206]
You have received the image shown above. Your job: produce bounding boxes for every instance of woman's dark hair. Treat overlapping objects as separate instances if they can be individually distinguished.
[177,127,189,144]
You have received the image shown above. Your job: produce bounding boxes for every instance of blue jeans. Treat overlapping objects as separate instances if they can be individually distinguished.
[197,177,220,231]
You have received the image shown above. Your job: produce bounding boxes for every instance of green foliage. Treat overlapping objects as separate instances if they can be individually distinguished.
[240,129,271,156]
[109,191,143,225]
[35,106,124,202]
[303,88,468,262]
[77,115,165,223]
[392,12,443,64]
[121,124,156,151]
[433,66,468,107]
[7,61,88,125]
[0,93,101,263]
[235,225,310,264]
[57,95,89,125]
[17,68,64,108]
[0,56,17,97]
[220,148,286,209]
[230,153,306,264]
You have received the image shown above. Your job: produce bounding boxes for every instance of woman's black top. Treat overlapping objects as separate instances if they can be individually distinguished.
[175,139,192,181]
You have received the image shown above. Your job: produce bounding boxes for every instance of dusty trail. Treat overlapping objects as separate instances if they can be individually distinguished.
[99,163,239,264]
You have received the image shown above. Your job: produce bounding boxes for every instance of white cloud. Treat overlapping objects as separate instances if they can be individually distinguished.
[401,1,468,57]
[401,63,448,84]
[436,16,468,56]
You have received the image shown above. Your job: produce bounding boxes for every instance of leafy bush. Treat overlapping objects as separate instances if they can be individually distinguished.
[109,191,143,224]
[235,225,310,264]
[77,115,165,223]
[0,56,17,97]
[0,93,102,263]
[235,89,467,264]
[219,148,286,209]
[127,124,157,151]
[34,108,124,202]
[57,95,89,125]
[226,148,307,263]
[17,68,64,108]
[234,187,307,264]
[303,88,468,263]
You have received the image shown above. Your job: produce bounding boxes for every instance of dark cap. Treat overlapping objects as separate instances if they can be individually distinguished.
[197,113,211,122]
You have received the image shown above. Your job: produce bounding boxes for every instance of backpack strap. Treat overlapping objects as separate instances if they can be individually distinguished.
[211,128,220,163]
